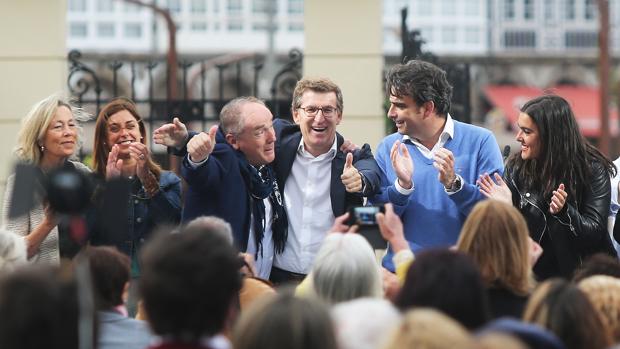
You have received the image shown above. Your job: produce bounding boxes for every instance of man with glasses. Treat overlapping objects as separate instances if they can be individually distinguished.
[153,97,287,279]
[269,77,381,283]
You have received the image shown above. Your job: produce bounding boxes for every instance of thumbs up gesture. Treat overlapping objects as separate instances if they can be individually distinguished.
[187,125,218,163]
[341,152,363,193]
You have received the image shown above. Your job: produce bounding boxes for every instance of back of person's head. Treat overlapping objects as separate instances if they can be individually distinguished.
[396,249,490,330]
[185,215,234,245]
[383,308,477,349]
[478,317,566,349]
[523,279,612,349]
[578,275,620,343]
[0,230,26,274]
[139,226,242,340]
[572,253,620,282]
[385,60,453,117]
[233,292,338,349]
[0,265,82,349]
[457,200,533,295]
[310,233,382,305]
[82,246,130,310]
[476,332,529,349]
[331,298,401,349]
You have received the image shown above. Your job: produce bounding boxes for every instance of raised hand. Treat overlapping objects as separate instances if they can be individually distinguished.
[153,117,189,148]
[328,212,358,234]
[341,153,363,193]
[106,144,123,179]
[187,125,218,163]
[376,203,409,253]
[390,140,414,189]
[477,172,512,204]
[434,148,456,188]
[549,183,567,214]
[339,139,358,153]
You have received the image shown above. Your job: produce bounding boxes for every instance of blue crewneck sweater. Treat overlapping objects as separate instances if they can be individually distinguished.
[371,120,504,271]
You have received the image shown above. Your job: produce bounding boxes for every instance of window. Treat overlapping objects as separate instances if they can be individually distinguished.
[544,0,555,21]
[504,31,536,48]
[465,26,479,44]
[565,31,597,47]
[191,22,208,31]
[524,0,534,20]
[565,0,575,20]
[288,0,303,14]
[69,22,88,37]
[441,0,456,16]
[228,20,243,31]
[168,0,182,13]
[585,0,597,20]
[97,0,114,12]
[68,0,86,12]
[442,26,457,44]
[124,2,141,12]
[417,1,433,16]
[228,0,242,14]
[504,0,515,19]
[288,22,304,31]
[191,0,207,13]
[97,22,115,38]
[419,26,434,43]
[464,0,478,16]
[213,0,220,13]
[124,23,142,38]
[253,0,268,14]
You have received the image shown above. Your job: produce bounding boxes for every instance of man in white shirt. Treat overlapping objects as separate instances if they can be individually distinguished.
[269,77,381,283]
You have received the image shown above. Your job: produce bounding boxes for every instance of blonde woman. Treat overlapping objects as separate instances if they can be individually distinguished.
[457,200,539,319]
[1,93,89,264]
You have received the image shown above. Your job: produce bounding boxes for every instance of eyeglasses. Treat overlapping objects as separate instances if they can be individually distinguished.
[298,106,338,118]
[236,122,274,139]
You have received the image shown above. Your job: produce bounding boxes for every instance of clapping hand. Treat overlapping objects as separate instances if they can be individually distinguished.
[391,140,413,189]
[477,173,512,204]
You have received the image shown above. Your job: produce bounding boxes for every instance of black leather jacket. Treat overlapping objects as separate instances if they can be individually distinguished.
[505,161,615,280]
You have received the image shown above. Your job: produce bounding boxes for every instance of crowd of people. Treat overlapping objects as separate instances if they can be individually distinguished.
[2,59,620,349]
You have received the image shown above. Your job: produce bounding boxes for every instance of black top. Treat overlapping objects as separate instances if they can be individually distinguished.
[487,286,528,320]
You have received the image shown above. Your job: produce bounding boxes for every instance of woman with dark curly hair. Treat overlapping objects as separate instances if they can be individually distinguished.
[479,94,616,280]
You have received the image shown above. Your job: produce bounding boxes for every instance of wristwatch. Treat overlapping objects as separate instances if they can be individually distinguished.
[445,175,462,193]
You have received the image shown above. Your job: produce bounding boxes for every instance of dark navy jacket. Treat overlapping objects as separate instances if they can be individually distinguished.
[272,119,381,216]
[180,127,254,251]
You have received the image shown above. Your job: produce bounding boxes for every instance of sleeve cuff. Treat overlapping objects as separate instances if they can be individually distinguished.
[187,154,208,168]
[394,178,414,195]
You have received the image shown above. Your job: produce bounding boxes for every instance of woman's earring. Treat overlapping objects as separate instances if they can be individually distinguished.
[39,145,45,152]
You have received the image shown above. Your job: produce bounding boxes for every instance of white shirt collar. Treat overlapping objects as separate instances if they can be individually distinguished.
[297,135,338,160]
[402,113,455,146]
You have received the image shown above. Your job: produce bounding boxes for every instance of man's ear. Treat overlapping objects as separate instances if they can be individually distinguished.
[292,108,301,125]
[226,133,240,150]
[421,101,435,119]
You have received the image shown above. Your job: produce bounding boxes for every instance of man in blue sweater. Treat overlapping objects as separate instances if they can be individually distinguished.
[372,60,504,271]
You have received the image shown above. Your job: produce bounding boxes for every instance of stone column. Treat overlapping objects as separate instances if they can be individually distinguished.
[303,0,385,149]
[0,0,67,224]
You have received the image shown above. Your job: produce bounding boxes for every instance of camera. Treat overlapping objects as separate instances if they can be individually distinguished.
[347,205,387,249]
[348,205,385,226]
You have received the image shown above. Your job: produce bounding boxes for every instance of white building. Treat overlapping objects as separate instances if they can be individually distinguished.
[67,0,620,57]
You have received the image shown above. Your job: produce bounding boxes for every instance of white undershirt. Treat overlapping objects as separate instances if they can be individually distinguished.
[246,198,274,279]
[273,137,337,274]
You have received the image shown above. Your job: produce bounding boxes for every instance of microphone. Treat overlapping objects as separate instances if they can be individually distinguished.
[502,145,511,162]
